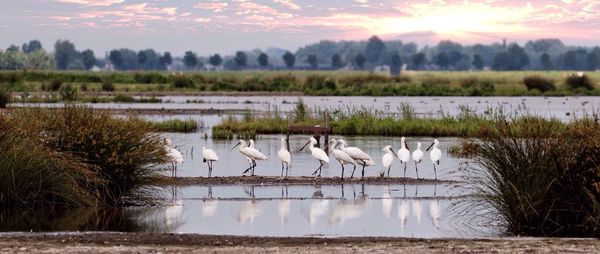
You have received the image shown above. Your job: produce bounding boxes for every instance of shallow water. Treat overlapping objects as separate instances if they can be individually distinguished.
[160,134,466,181]
[16,95,600,120]
[0,184,496,238]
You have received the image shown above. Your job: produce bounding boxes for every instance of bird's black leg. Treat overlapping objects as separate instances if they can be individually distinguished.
[252,160,256,176]
[319,161,323,177]
[387,166,391,178]
[414,161,419,179]
[281,162,284,177]
[433,164,437,180]
[403,163,407,179]
[351,164,356,178]
[341,164,345,180]
[361,160,366,178]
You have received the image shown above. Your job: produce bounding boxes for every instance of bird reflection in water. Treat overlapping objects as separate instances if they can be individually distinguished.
[381,185,393,218]
[201,186,218,218]
[309,186,329,226]
[278,186,290,225]
[239,185,261,224]
[330,184,371,225]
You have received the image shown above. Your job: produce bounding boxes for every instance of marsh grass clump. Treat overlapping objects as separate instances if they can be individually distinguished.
[1,106,168,207]
[565,73,594,90]
[468,115,600,237]
[101,78,115,92]
[172,75,195,89]
[149,119,198,132]
[523,75,555,93]
[0,87,10,108]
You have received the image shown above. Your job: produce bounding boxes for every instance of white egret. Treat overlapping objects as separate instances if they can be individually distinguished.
[328,139,355,180]
[230,140,267,176]
[338,139,373,178]
[278,138,292,177]
[202,146,218,177]
[245,139,256,168]
[397,137,411,178]
[426,139,442,180]
[299,137,329,177]
[164,138,183,177]
[412,142,424,179]
[382,145,397,178]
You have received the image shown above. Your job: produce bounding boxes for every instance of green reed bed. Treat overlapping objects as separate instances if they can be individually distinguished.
[2,70,599,97]
[466,116,600,237]
[148,118,199,133]
[0,106,169,208]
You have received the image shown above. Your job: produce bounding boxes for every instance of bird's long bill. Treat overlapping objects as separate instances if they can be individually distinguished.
[425,142,434,151]
[299,140,310,151]
[230,142,240,151]
[391,150,398,157]
[404,141,409,150]
[323,144,329,151]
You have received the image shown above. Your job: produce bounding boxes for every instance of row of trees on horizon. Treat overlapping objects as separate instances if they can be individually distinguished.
[1,37,599,72]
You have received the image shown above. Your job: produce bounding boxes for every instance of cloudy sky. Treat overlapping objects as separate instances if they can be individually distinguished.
[2,0,600,55]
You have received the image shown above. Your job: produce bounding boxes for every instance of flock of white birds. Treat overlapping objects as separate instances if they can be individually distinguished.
[164,137,443,179]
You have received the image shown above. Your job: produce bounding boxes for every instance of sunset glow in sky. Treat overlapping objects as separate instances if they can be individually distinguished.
[1,0,600,54]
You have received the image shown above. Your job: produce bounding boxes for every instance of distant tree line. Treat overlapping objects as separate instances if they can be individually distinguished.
[1,37,600,71]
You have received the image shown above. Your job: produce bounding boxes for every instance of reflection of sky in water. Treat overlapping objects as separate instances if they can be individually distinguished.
[158,133,468,180]
[143,184,496,238]
[16,95,600,121]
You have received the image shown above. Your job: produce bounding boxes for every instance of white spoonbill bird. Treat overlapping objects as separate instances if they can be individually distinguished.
[412,142,424,179]
[397,137,411,178]
[382,145,397,178]
[164,138,183,177]
[328,139,355,180]
[300,137,329,177]
[230,139,267,176]
[202,146,218,177]
[426,139,442,180]
[338,139,373,178]
[278,138,292,177]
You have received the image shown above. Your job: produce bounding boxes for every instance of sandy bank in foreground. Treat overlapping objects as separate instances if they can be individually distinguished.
[0,233,598,253]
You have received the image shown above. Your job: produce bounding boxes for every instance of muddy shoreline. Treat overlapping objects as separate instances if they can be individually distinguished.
[0,232,598,253]
[152,176,459,186]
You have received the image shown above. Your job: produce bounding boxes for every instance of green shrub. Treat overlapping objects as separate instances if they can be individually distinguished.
[43,79,63,91]
[172,75,195,88]
[566,74,594,90]
[0,87,10,108]
[60,84,77,101]
[523,76,555,92]
[101,78,115,92]
[149,119,198,132]
[9,106,168,206]
[468,116,600,237]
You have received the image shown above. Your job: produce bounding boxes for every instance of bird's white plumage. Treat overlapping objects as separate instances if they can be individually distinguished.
[338,139,371,161]
[382,145,395,169]
[167,148,183,163]
[237,140,268,161]
[307,137,329,163]
[202,146,219,161]
[430,139,442,163]
[412,142,424,162]
[278,138,291,164]
[330,139,355,165]
[397,137,410,163]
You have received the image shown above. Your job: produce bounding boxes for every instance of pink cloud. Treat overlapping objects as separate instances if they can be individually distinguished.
[55,0,124,6]
[273,0,301,10]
